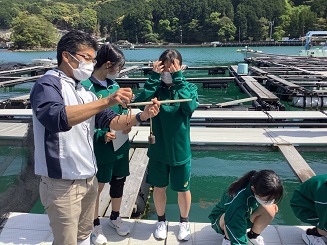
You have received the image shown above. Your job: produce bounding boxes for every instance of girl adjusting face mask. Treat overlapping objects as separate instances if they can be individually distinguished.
[161,71,173,84]
[68,52,95,81]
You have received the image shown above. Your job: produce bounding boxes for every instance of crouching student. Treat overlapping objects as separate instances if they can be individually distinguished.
[209,170,284,245]
[290,174,327,245]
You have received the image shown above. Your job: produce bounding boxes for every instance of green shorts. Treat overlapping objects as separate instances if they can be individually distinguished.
[211,213,253,235]
[146,159,191,192]
[96,153,130,183]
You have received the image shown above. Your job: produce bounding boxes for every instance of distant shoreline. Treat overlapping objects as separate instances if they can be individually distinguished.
[1,40,304,52]
[135,41,303,49]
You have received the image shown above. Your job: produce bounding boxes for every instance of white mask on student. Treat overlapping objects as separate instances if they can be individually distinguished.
[107,73,119,80]
[161,72,173,84]
[255,195,275,206]
[68,53,94,81]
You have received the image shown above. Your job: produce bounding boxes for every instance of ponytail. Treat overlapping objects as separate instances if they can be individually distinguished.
[228,170,257,197]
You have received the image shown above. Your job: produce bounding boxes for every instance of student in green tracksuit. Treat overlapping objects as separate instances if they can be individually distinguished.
[209,170,284,245]
[133,49,199,241]
[290,174,327,245]
[81,43,131,245]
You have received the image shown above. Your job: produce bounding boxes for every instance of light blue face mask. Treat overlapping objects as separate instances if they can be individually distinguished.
[255,195,275,206]
[161,72,173,84]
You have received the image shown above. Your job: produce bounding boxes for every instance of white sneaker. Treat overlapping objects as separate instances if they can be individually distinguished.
[90,225,107,245]
[109,217,130,236]
[222,238,231,245]
[302,232,325,245]
[248,235,265,245]
[154,221,167,240]
[178,222,191,241]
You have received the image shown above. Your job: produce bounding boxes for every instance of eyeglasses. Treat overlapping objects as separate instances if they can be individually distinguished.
[110,66,122,72]
[70,52,97,65]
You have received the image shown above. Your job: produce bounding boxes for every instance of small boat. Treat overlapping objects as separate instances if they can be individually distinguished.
[31,58,57,66]
[236,47,265,58]
[298,31,327,57]
[237,31,327,59]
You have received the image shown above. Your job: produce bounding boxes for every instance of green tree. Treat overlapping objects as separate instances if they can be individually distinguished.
[0,0,19,29]
[41,2,80,30]
[10,12,58,49]
[78,8,97,33]
[158,19,172,41]
[188,19,203,42]
[311,0,327,18]
[218,16,237,41]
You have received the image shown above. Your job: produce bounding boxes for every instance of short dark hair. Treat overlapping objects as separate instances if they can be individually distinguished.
[228,169,284,203]
[159,49,182,66]
[56,30,98,65]
[94,43,125,69]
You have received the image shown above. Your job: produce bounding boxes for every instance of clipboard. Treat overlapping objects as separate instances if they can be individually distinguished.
[111,129,129,151]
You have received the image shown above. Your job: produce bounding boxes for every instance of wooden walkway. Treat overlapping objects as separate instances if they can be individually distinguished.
[0,65,55,76]
[241,76,279,102]
[98,148,149,218]
[0,75,42,88]
[0,212,321,245]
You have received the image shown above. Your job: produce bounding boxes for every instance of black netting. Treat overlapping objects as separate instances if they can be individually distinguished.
[0,122,40,230]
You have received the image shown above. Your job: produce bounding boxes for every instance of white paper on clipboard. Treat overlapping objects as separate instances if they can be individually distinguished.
[111,129,129,151]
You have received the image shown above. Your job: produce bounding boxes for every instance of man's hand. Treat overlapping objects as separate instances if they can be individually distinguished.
[122,128,132,134]
[140,98,160,121]
[107,88,133,108]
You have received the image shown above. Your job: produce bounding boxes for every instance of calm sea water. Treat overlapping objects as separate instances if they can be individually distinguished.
[0,46,301,65]
[1,46,324,225]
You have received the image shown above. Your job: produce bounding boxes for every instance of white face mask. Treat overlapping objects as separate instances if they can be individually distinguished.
[161,72,173,84]
[68,53,94,81]
[107,73,119,80]
[255,195,275,206]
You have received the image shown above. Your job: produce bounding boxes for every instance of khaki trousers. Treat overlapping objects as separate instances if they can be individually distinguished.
[39,176,98,245]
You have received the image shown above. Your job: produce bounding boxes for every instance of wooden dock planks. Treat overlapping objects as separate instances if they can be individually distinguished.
[267,74,301,89]
[249,66,269,76]
[0,75,42,88]
[241,76,279,101]
[107,148,149,218]
[277,144,315,182]
[98,148,136,217]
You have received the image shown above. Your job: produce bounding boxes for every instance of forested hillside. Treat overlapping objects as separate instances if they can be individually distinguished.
[0,0,326,48]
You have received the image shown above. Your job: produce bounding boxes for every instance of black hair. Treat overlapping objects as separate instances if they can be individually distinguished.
[94,43,125,69]
[56,30,98,66]
[158,49,182,66]
[227,170,283,202]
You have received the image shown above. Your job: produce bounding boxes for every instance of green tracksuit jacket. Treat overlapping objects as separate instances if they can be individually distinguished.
[290,174,327,232]
[209,184,259,245]
[134,70,199,166]
[81,76,130,164]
